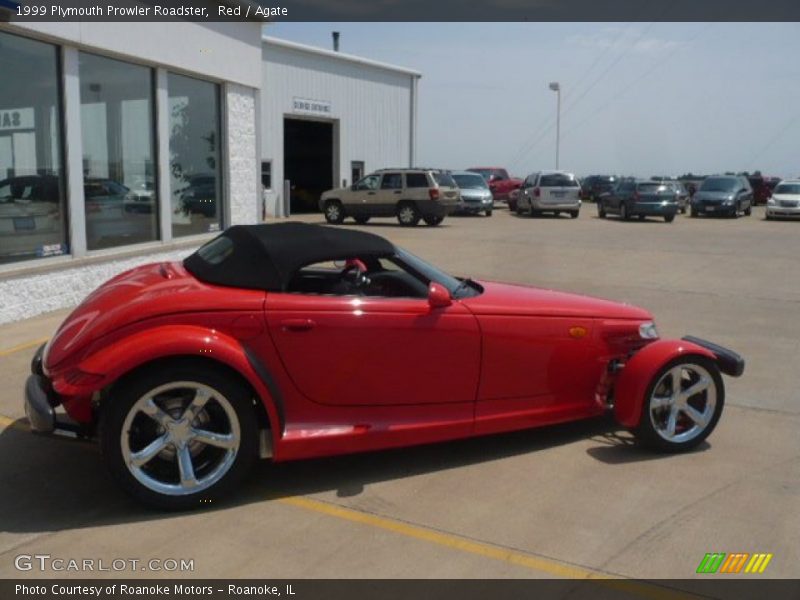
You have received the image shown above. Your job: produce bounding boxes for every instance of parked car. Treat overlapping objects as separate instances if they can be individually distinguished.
[580,175,618,202]
[765,179,800,220]
[320,168,459,227]
[690,176,753,218]
[123,177,156,214]
[0,175,65,261]
[24,222,744,508]
[466,167,522,205]
[451,171,493,216]
[516,170,582,218]
[662,180,690,214]
[179,174,219,218]
[598,180,678,222]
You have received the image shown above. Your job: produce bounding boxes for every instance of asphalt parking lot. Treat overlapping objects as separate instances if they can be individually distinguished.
[1,204,798,584]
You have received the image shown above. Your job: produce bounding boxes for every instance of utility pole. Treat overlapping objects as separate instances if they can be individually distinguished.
[549,82,561,170]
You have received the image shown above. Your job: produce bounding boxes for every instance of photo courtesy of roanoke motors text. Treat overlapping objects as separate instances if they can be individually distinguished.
[1,1,800,599]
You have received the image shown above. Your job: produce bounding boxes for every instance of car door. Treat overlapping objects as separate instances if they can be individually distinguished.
[265,282,481,407]
[377,172,404,215]
[520,174,535,209]
[346,174,381,213]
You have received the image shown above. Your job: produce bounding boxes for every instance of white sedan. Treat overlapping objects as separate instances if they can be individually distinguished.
[766,180,800,220]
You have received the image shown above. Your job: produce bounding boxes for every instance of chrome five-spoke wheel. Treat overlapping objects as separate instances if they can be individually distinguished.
[121,382,240,496]
[637,356,724,452]
[101,364,258,509]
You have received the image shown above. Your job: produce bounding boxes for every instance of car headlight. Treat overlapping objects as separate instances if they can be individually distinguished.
[639,321,659,340]
[767,198,776,205]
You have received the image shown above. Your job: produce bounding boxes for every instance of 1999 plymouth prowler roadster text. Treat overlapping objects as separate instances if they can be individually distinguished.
[24,223,744,508]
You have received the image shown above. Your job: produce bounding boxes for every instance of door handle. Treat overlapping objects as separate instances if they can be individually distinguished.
[280,318,316,332]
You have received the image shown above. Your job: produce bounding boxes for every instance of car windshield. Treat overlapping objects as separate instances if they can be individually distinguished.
[701,178,739,193]
[433,172,457,188]
[774,183,800,195]
[453,174,489,190]
[395,248,480,299]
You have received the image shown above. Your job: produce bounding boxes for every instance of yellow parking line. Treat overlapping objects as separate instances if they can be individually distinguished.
[0,337,48,358]
[0,413,28,432]
[279,497,694,599]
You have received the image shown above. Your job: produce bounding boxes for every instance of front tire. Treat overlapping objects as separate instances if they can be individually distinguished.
[323,200,345,224]
[100,363,259,510]
[570,210,579,219]
[620,203,630,221]
[665,214,675,223]
[597,202,606,219]
[485,209,493,217]
[635,356,724,453]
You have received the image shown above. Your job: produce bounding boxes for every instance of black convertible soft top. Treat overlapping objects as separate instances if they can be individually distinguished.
[184,222,396,291]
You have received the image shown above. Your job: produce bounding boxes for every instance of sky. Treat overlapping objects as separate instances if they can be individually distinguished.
[265,22,800,179]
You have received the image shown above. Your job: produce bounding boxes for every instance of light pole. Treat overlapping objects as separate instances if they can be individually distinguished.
[549,82,560,170]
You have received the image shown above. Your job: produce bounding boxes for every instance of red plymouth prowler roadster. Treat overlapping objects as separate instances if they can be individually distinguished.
[24,223,744,508]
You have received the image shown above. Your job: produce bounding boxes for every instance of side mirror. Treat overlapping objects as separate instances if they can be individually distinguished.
[427,282,452,309]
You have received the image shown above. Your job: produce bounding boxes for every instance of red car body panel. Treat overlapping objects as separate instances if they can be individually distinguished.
[613,338,716,427]
[42,260,697,463]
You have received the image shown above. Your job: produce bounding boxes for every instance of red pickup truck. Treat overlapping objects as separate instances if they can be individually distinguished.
[467,167,523,207]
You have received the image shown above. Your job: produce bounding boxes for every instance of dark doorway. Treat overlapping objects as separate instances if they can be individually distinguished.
[283,118,334,214]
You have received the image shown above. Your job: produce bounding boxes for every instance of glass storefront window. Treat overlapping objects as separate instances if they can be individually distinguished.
[79,52,158,250]
[0,32,66,264]
[168,73,222,237]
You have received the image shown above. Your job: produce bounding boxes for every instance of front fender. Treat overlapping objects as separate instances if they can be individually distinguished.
[72,325,281,434]
[614,339,716,428]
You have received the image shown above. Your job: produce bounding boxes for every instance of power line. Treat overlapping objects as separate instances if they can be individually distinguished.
[504,24,635,171]
[508,23,657,171]
[559,23,712,143]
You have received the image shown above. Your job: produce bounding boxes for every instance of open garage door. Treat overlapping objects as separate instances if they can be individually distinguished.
[283,118,334,214]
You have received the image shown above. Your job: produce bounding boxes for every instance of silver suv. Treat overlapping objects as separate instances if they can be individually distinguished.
[516,170,582,218]
[320,168,460,227]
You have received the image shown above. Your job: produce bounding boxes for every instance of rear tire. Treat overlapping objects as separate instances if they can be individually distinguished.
[744,205,752,216]
[635,356,724,453]
[570,210,579,219]
[423,215,444,226]
[665,214,675,223]
[485,209,493,217]
[323,200,345,225]
[100,363,259,510]
[620,203,630,221]
[396,202,421,227]
[690,208,698,218]
[597,202,606,219]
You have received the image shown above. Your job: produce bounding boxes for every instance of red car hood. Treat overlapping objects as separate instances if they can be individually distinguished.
[45,261,264,369]
[462,281,652,320]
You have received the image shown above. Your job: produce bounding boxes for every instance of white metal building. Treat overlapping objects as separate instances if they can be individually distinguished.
[260,36,421,216]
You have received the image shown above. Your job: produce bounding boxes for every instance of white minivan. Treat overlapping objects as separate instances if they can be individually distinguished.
[516,170,582,218]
